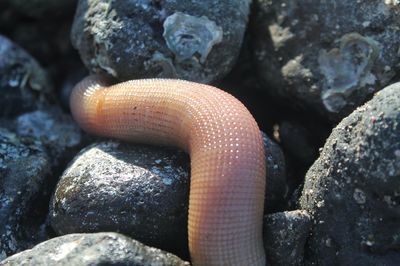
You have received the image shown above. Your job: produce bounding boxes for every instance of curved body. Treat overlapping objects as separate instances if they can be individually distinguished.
[70,75,266,266]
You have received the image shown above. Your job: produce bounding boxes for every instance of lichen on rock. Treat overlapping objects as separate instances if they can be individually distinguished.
[163,12,223,64]
[318,33,379,112]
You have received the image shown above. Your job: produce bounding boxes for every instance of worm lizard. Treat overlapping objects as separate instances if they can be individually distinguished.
[70,75,266,266]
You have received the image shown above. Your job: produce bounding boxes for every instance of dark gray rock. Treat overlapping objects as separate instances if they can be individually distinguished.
[71,0,251,83]
[300,83,400,265]
[8,23,83,92]
[273,117,332,210]
[50,141,190,256]
[0,3,19,32]
[253,0,400,121]
[0,128,51,260]
[279,121,318,164]
[0,232,190,266]
[262,132,287,213]
[5,0,77,19]
[9,22,80,76]
[16,108,83,166]
[264,210,311,266]
[16,108,81,148]
[278,119,332,166]
[0,34,52,118]
[0,2,83,89]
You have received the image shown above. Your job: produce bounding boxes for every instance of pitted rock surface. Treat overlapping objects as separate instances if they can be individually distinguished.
[300,83,400,265]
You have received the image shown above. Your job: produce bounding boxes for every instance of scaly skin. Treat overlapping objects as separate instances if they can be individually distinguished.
[70,75,266,266]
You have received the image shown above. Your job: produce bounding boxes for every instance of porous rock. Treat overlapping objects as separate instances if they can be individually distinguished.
[263,210,311,266]
[253,0,400,121]
[0,232,190,266]
[0,34,51,118]
[71,0,251,83]
[0,128,50,260]
[300,83,400,265]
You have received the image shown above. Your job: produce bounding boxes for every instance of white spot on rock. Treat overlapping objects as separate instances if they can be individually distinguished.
[162,177,172,185]
[353,188,366,204]
[53,241,80,261]
[163,12,223,63]
[318,33,379,112]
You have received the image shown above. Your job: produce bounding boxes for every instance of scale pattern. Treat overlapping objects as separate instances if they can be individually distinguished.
[70,75,266,266]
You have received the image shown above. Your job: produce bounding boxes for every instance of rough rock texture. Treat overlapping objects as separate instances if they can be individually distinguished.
[253,0,400,121]
[9,22,80,82]
[300,83,400,265]
[0,232,190,266]
[0,128,51,260]
[0,35,51,118]
[16,108,83,166]
[263,210,311,266]
[71,0,251,83]
[50,141,191,256]
[262,132,287,213]
[0,2,83,91]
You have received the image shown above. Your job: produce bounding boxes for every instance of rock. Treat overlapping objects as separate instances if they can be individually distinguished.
[0,232,190,265]
[0,2,83,89]
[263,210,311,266]
[0,128,51,260]
[71,0,251,83]
[49,141,191,257]
[16,107,83,167]
[253,0,400,121]
[262,132,287,213]
[279,120,330,165]
[9,22,81,79]
[0,34,51,118]
[279,121,318,164]
[7,23,83,90]
[300,83,400,265]
[273,118,331,209]
[4,0,77,19]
